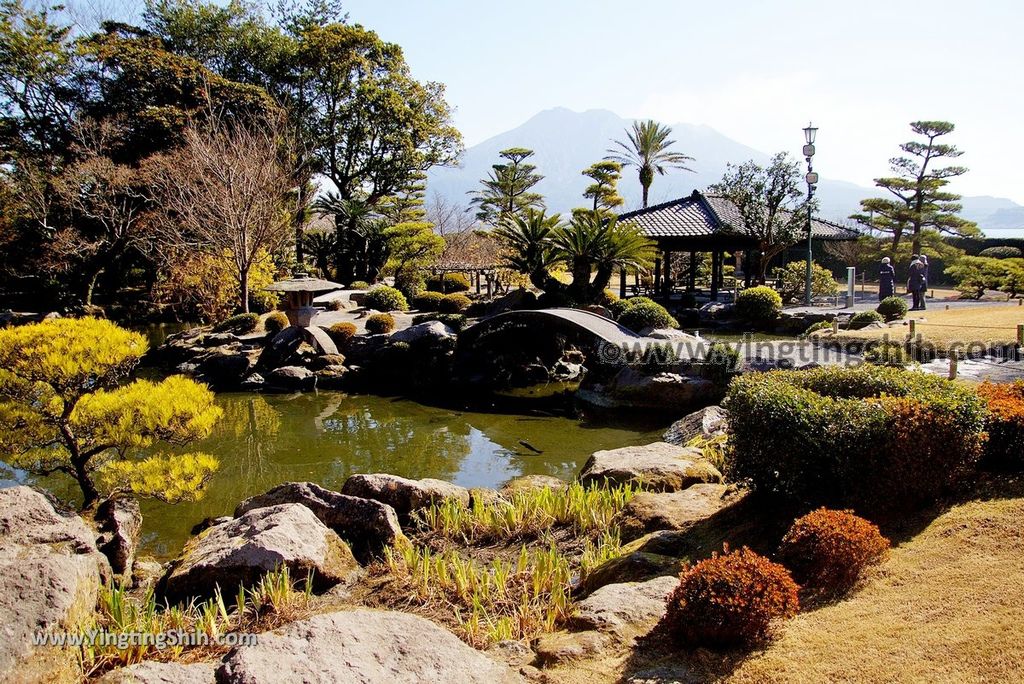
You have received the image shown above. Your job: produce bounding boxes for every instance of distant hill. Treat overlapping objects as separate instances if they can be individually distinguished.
[428,107,1024,237]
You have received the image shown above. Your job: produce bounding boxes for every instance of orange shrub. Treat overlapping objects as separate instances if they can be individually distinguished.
[663,546,799,647]
[328,322,357,348]
[978,380,1024,470]
[365,312,395,335]
[778,508,889,596]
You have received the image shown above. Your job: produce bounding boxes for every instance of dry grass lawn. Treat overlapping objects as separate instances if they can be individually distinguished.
[824,304,1024,352]
[547,488,1024,683]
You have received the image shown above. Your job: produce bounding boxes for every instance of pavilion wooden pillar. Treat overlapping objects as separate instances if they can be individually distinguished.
[710,250,721,301]
[475,271,482,294]
[688,251,697,292]
[653,257,662,294]
[618,267,627,298]
[662,250,673,298]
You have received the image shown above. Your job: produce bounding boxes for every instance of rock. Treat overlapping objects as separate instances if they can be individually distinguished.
[266,365,316,391]
[644,328,700,341]
[551,359,584,381]
[257,326,303,370]
[579,442,722,492]
[578,366,720,411]
[569,576,678,633]
[234,482,405,563]
[239,373,265,391]
[161,504,358,604]
[616,484,748,542]
[341,474,470,518]
[217,609,520,683]
[663,405,729,446]
[307,353,346,371]
[304,325,339,355]
[0,487,109,681]
[532,630,608,666]
[201,332,239,347]
[131,560,165,593]
[469,487,502,507]
[579,551,686,595]
[197,350,253,389]
[487,640,536,668]
[98,661,217,683]
[485,288,537,316]
[190,516,233,535]
[499,475,568,497]
[95,496,142,578]
[314,364,349,390]
[699,302,734,319]
[390,320,457,345]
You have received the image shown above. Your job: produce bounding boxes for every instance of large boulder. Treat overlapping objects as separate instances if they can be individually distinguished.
[98,661,217,683]
[161,504,358,604]
[616,484,748,541]
[0,487,109,682]
[389,320,456,345]
[569,575,678,634]
[217,609,520,683]
[196,350,253,389]
[95,496,142,578]
[577,366,720,411]
[663,405,729,446]
[579,551,685,595]
[485,288,537,316]
[578,442,722,492]
[257,326,303,370]
[266,365,316,392]
[341,474,470,519]
[234,482,405,563]
[313,364,349,390]
[307,353,346,371]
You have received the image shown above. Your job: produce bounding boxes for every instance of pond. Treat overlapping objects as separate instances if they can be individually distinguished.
[7,392,666,559]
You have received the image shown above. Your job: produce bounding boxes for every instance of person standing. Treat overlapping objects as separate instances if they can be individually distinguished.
[918,255,930,310]
[907,257,926,310]
[878,257,896,301]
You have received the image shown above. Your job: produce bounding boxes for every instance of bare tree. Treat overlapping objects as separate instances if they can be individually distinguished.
[151,113,297,312]
[52,118,153,305]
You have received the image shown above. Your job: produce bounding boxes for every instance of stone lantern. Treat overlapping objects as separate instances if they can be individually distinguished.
[264,273,342,327]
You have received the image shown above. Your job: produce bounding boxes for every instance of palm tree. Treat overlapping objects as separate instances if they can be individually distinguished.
[493,209,563,292]
[606,120,695,208]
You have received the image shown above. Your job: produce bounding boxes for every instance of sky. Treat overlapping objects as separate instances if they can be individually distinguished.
[341,0,1024,204]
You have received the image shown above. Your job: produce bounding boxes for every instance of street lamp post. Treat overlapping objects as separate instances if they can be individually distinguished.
[802,123,818,307]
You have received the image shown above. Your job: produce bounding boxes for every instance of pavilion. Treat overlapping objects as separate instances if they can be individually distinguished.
[616,190,859,300]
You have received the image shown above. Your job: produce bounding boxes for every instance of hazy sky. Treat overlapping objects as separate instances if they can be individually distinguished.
[343,0,1024,203]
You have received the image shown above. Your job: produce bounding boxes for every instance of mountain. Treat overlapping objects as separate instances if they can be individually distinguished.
[427,108,1024,237]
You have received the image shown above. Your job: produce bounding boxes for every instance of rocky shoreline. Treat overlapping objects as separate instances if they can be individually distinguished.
[0,405,743,683]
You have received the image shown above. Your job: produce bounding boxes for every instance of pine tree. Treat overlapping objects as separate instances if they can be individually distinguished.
[469,148,545,225]
[581,160,625,214]
[851,121,979,254]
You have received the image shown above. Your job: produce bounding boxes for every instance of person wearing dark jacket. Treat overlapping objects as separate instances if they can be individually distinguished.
[878,257,895,300]
[907,257,927,310]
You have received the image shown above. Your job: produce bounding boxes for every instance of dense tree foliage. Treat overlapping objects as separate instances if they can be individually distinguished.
[851,121,979,255]
[709,153,811,282]
[470,147,545,225]
[0,318,221,508]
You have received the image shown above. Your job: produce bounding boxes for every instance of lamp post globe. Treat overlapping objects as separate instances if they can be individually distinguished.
[802,123,817,307]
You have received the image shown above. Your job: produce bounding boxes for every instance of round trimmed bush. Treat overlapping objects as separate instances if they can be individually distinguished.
[663,547,799,647]
[778,508,890,596]
[864,341,908,368]
[979,246,1023,259]
[438,293,471,313]
[365,312,395,335]
[348,280,370,290]
[327,322,357,348]
[735,286,782,324]
[213,313,259,334]
[803,320,833,336]
[849,310,884,330]
[263,311,289,334]
[364,285,408,312]
[617,300,679,333]
[425,272,471,293]
[325,298,344,312]
[977,380,1024,470]
[725,366,987,511]
[412,291,445,312]
[876,296,908,322]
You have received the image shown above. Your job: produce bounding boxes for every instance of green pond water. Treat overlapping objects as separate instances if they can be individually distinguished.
[11,392,666,559]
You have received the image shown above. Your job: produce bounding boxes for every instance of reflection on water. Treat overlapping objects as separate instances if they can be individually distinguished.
[14,392,665,558]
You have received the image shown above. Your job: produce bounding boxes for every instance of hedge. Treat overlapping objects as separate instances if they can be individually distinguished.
[735,286,782,324]
[724,365,987,511]
[364,285,409,312]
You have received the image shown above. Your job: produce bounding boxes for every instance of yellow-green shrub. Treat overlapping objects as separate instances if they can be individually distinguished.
[327,322,358,348]
[412,291,445,312]
[364,285,409,312]
[439,293,471,313]
[263,311,289,334]
[735,286,782,324]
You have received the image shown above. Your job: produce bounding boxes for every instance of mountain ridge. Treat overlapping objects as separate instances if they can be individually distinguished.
[427,107,1024,236]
